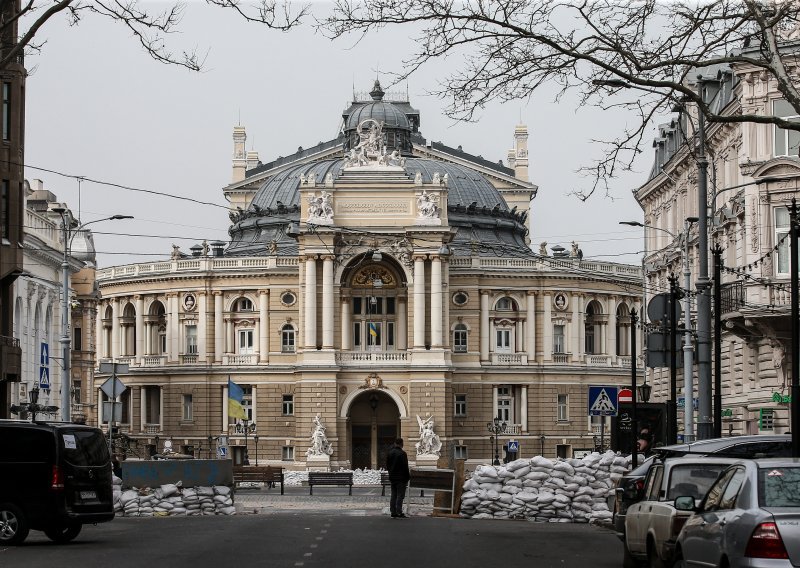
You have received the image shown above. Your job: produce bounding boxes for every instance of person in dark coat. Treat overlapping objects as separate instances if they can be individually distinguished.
[386,438,410,518]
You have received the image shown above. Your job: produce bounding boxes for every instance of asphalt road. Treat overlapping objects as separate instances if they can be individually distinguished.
[1,514,623,568]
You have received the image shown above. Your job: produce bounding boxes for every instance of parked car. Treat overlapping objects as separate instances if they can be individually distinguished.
[624,456,736,568]
[0,420,115,545]
[612,434,791,539]
[673,458,800,568]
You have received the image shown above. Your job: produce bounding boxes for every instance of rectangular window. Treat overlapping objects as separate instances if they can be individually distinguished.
[73,327,82,351]
[387,322,395,349]
[182,394,193,421]
[186,325,198,354]
[759,408,775,431]
[368,297,383,315]
[1,180,8,239]
[242,386,253,421]
[282,446,295,461]
[352,297,362,315]
[773,99,800,157]
[496,329,511,351]
[159,331,167,354]
[2,83,9,141]
[454,394,467,417]
[776,206,791,275]
[557,394,569,422]
[353,322,362,348]
[281,327,295,352]
[282,394,294,415]
[386,297,396,315]
[497,386,513,422]
[454,445,468,460]
[238,329,254,355]
[553,325,565,353]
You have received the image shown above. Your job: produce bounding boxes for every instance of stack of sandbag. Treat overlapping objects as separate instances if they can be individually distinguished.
[352,468,382,485]
[112,475,123,513]
[284,471,308,486]
[460,451,631,523]
[113,484,235,517]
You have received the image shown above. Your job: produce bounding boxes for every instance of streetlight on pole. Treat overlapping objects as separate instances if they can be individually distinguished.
[49,206,133,422]
[487,416,508,466]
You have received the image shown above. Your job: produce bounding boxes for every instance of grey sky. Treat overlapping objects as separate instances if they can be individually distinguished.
[23,2,651,269]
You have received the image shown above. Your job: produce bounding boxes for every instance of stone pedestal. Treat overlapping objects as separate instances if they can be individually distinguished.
[414,454,439,469]
[306,454,331,472]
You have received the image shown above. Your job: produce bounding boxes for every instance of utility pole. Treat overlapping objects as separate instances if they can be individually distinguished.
[683,218,699,442]
[790,199,799,458]
[695,82,713,440]
[630,308,638,468]
[713,244,723,438]
[669,274,679,444]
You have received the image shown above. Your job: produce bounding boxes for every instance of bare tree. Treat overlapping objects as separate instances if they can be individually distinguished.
[0,0,308,72]
[322,0,800,198]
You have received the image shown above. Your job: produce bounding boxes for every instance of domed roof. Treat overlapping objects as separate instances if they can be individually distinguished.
[225,158,528,257]
[344,81,411,132]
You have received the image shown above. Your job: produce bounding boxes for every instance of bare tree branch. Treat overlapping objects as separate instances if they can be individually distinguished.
[320,0,800,198]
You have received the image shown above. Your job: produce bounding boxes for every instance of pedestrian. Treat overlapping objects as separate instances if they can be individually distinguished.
[386,438,410,518]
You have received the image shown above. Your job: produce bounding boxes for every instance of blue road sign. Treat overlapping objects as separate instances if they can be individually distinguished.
[39,342,50,390]
[507,440,519,452]
[588,386,618,416]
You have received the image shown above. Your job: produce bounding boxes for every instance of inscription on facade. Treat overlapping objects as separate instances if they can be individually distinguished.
[337,200,410,215]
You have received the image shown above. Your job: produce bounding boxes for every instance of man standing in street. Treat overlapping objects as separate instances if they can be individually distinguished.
[386,438,410,518]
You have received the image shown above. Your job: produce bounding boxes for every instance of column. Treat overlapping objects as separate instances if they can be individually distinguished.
[214,292,223,362]
[398,298,407,350]
[135,295,144,362]
[304,255,317,349]
[521,386,528,433]
[198,292,208,361]
[251,385,258,425]
[159,386,164,429]
[341,298,352,351]
[144,322,151,356]
[95,302,104,359]
[140,387,146,433]
[492,386,498,419]
[526,292,536,360]
[413,255,426,348]
[430,255,442,347]
[111,298,120,360]
[225,320,233,353]
[168,294,179,362]
[442,259,450,347]
[515,320,524,352]
[608,297,617,358]
[480,291,489,361]
[322,256,334,349]
[571,294,581,360]
[259,290,269,362]
[543,294,552,360]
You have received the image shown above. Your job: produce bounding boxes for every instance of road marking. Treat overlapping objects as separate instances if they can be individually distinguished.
[310,544,318,549]
[294,563,304,567]
[320,529,327,534]
[304,553,313,557]
[315,536,323,541]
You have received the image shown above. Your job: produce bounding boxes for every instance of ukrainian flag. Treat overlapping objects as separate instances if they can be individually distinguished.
[228,378,247,420]
[368,322,378,338]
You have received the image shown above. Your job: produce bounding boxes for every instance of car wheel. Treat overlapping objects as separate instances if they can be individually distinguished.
[44,523,82,543]
[623,543,640,568]
[647,542,665,568]
[0,503,29,545]
[671,553,686,568]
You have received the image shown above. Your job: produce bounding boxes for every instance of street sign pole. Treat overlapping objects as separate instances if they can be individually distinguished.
[99,362,128,459]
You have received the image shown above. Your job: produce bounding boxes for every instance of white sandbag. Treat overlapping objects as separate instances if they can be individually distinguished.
[159,484,179,498]
[531,456,554,468]
[214,486,232,496]
[512,466,532,478]
[524,471,550,481]
[505,458,530,472]
[553,461,575,476]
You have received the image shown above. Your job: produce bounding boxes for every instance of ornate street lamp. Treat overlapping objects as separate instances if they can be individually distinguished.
[637,380,652,404]
[486,416,508,466]
[253,435,259,466]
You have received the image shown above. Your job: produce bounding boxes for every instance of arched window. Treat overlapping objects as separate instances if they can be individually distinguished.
[235,297,253,312]
[281,324,296,353]
[616,305,630,356]
[453,324,468,353]
[585,301,603,355]
[496,297,518,311]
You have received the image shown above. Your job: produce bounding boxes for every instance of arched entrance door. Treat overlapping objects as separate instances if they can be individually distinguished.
[349,390,400,470]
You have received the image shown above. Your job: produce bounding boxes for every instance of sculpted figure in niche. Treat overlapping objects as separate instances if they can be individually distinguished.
[771,338,786,387]
[307,191,334,224]
[415,415,442,456]
[306,414,334,457]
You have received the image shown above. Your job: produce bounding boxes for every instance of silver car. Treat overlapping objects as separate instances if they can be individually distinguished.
[673,458,800,568]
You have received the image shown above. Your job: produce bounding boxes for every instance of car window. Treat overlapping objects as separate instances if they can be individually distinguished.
[644,465,664,501]
[718,468,746,509]
[759,466,800,507]
[629,456,655,477]
[667,463,728,500]
[702,468,736,512]
[60,429,109,467]
[0,427,55,463]
[723,441,791,458]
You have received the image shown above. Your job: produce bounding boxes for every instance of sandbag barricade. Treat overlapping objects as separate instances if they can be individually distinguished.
[112,474,235,517]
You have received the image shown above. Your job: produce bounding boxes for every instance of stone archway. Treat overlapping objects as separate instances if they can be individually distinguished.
[347,390,400,470]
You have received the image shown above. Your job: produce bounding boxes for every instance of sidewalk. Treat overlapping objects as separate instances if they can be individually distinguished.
[234,485,434,516]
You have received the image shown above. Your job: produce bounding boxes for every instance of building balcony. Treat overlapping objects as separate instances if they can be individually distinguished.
[335,351,409,365]
[143,423,161,434]
[181,353,199,364]
[223,354,256,365]
[586,354,611,366]
[142,355,166,367]
[116,356,136,366]
[502,424,523,435]
[617,356,633,368]
[229,421,257,435]
[551,353,571,364]
[489,353,528,365]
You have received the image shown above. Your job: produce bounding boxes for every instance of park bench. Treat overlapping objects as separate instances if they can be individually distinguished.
[232,465,285,495]
[308,471,354,495]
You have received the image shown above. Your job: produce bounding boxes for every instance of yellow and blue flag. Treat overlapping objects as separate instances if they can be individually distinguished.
[368,322,378,338]
[228,378,247,420]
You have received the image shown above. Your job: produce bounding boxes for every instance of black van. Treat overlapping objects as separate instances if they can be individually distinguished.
[0,420,115,545]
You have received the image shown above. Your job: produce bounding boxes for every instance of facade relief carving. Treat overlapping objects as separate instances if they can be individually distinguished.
[307,191,334,226]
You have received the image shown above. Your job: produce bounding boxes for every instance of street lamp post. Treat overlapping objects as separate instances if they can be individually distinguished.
[254,435,259,466]
[486,416,508,466]
[49,207,133,422]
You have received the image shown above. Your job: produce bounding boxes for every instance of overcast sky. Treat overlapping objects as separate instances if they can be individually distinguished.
[23,2,653,269]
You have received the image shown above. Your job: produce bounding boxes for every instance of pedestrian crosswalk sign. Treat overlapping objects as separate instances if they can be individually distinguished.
[39,342,50,390]
[588,386,618,416]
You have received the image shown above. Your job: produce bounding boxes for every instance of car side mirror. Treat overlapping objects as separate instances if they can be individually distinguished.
[674,496,696,511]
